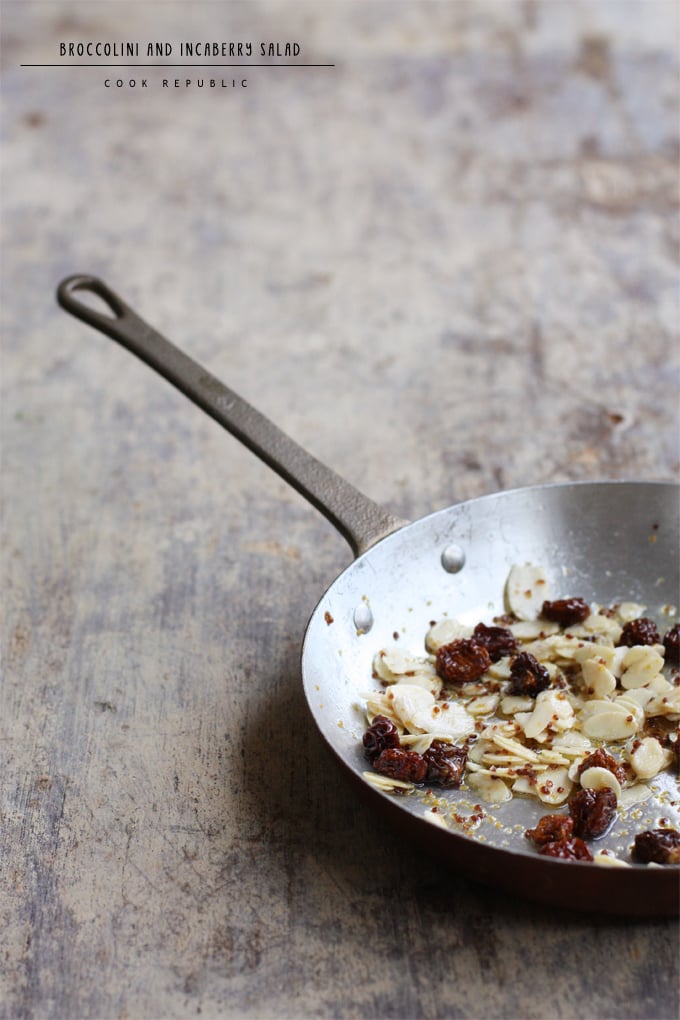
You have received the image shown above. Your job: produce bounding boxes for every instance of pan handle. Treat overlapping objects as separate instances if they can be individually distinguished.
[56,275,408,557]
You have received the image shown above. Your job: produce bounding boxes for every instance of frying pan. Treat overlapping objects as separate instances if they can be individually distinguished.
[57,275,680,917]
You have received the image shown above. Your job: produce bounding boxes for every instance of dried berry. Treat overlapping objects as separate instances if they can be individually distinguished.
[507,652,551,698]
[633,828,680,865]
[577,748,628,786]
[663,623,680,665]
[525,813,574,846]
[436,639,492,685]
[472,623,517,663]
[423,740,467,788]
[618,617,660,647]
[641,716,675,747]
[362,715,401,762]
[373,747,428,784]
[568,787,617,839]
[541,598,590,627]
[539,838,593,861]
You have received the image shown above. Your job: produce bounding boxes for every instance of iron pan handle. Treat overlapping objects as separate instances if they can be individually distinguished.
[57,275,408,557]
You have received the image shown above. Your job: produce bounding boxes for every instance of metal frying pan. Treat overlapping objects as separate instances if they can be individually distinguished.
[57,275,680,917]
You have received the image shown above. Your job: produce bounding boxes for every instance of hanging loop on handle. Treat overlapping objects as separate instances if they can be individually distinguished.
[57,275,408,558]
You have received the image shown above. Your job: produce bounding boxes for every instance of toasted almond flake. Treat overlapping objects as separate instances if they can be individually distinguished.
[362,772,414,793]
[388,684,438,732]
[521,689,575,740]
[577,613,622,643]
[551,731,593,755]
[512,775,539,798]
[593,852,631,868]
[467,772,513,804]
[616,602,647,623]
[486,657,513,680]
[535,767,573,805]
[466,694,500,716]
[500,694,535,715]
[620,646,665,689]
[581,657,617,699]
[614,694,645,729]
[481,752,536,766]
[510,621,561,642]
[618,784,653,809]
[580,765,622,800]
[572,643,617,668]
[582,706,639,740]
[505,564,550,621]
[646,687,680,717]
[400,733,436,753]
[534,749,571,766]
[491,733,542,762]
[628,737,674,780]
[425,618,472,652]
[424,808,449,828]
[411,702,477,741]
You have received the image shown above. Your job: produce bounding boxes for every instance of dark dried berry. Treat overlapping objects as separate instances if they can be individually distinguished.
[541,598,590,627]
[539,838,593,861]
[618,617,660,647]
[641,716,675,748]
[423,740,467,788]
[362,715,401,762]
[507,652,551,698]
[436,639,492,685]
[663,623,680,665]
[633,828,680,865]
[568,787,617,839]
[373,747,428,783]
[525,813,574,846]
[577,748,628,786]
[472,623,517,663]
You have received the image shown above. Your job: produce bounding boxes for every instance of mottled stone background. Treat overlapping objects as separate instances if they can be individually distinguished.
[2,2,678,1018]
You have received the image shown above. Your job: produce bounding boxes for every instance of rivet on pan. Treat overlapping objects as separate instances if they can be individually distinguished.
[353,602,374,635]
[441,543,466,573]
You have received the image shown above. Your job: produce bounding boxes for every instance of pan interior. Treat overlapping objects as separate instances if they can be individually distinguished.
[302,481,679,864]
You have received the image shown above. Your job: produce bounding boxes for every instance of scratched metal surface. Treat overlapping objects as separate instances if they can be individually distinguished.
[2,2,679,1018]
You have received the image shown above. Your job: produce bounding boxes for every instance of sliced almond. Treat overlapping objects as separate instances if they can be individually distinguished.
[581,657,616,699]
[386,684,437,732]
[535,767,573,805]
[466,694,500,716]
[412,702,477,742]
[509,620,560,641]
[629,737,674,780]
[466,772,513,804]
[620,646,665,689]
[500,694,535,715]
[363,771,414,793]
[581,703,638,740]
[645,687,680,717]
[618,784,653,808]
[572,643,617,669]
[616,602,647,623]
[521,690,575,740]
[423,808,449,828]
[373,648,442,696]
[505,564,550,621]
[579,765,622,800]
[425,618,472,652]
[593,852,630,868]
